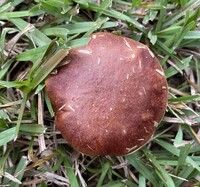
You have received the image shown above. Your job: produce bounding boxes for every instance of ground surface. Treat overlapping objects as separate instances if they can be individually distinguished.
[0,0,200,186]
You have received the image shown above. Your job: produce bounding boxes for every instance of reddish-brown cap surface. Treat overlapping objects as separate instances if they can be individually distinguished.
[45,32,168,156]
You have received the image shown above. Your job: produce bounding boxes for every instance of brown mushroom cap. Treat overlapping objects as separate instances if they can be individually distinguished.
[45,32,168,156]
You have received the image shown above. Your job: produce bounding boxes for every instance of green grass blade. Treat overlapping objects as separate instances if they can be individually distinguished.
[97,161,111,187]
[155,139,200,172]
[42,28,69,38]
[156,26,182,36]
[16,45,49,62]
[155,0,167,32]
[0,2,12,14]
[87,3,146,33]
[19,124,46,135]
[0,27,18,51]
[0,60,14,79]
[59,146,80,187]
[15,93,29,139]
[0,148,12,175]
[165,55,192,78]
[168,94,200,102]
[38,1,73,20]
[126,153,159,186]
[83,17,110,37]
[173,126,183,147]
[67,37,90,48]
[175,144,192,175]
[0,11,31,19]
[172,21,196,50]
[10,156,28,187]
[139,174,146,187]
[95,0,112,19]
[144,151,175,187]
[59,22,96,35]
[163,0,200,27]
[73,0,89,7]
[0,127,16,146]
[0,80,29,89]
[132,0,142,7]
[28,49,68,91]
[10,18,51,47]
[44,91,54,117]
[100,181,125,187]
[57,21,117,35]
[184,31,200,39]
[174,165,194,186]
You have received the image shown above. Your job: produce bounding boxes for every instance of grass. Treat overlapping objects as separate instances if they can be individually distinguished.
[0,0,200,186]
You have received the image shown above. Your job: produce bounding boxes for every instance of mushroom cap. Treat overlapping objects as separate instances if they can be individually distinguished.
[45,32,168,156]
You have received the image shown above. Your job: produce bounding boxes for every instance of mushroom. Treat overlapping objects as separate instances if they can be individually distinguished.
[45,32,168,156]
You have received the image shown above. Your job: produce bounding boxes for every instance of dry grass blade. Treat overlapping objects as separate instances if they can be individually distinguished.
[14,152,59,178]
[40,172,70,186]
[37,92,46,153]
[3,172,21,184]
[0,100,22,109]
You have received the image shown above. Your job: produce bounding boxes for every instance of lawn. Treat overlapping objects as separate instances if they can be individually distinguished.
[0,0,200,186]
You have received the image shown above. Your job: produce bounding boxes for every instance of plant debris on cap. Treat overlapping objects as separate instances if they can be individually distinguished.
[45,32,168,156]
